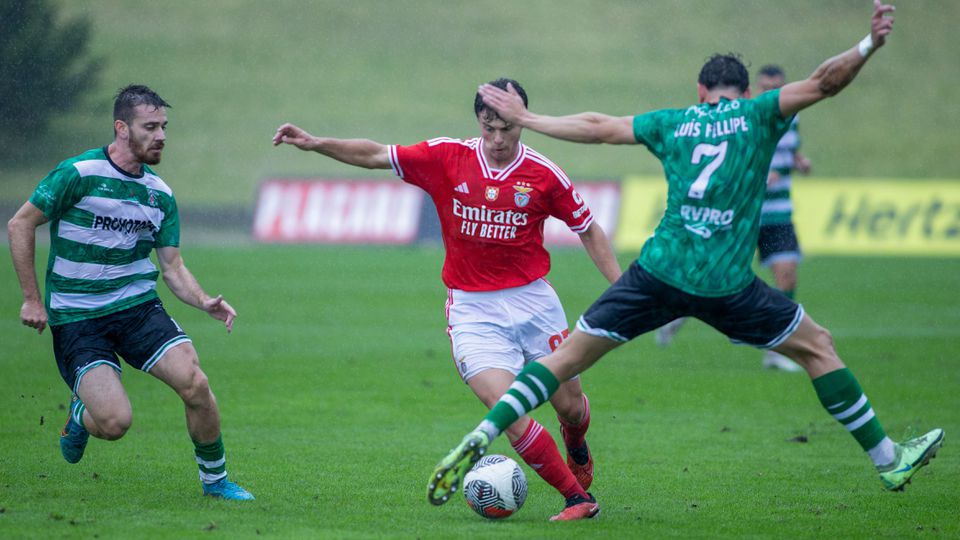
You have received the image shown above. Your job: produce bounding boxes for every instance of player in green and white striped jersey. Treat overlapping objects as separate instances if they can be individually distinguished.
[756,65,812,371]
[8,85,253,500]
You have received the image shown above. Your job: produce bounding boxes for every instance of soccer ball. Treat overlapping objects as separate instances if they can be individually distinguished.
[463,454,527,519]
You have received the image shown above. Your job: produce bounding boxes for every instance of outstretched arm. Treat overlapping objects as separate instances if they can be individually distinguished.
[578,221,622,284]
[477,84,636,145]
[779,0,895,117]
[157,246,236,332]
[7,202,49,334]
[272,123,392,169]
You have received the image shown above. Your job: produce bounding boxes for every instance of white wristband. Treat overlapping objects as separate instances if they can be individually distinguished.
[857,34,874,58]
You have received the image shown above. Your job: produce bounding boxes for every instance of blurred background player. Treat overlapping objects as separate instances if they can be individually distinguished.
[430,1,944,505]
[273,78,621,521]
[7,85,253,500]
[756,64,811,371]
[656,65,813,374]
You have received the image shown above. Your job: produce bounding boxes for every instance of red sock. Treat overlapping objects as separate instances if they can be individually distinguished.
[557,394,591,450]
[512,420,586,499]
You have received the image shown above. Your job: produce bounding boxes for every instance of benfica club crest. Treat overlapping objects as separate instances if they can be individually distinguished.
[485,186,500,201]
[513,182,533,207]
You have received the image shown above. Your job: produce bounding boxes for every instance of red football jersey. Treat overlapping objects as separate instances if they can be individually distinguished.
[389,137,594,291]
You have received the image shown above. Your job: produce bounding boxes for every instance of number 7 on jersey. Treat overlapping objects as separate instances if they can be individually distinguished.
[687,141,728,199]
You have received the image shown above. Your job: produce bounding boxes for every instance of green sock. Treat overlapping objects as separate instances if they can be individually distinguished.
[812,368,887,452]
[194,435,227,484]
[478,362,559,439]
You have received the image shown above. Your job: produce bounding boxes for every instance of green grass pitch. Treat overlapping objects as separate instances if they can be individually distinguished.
[0,246,957,538]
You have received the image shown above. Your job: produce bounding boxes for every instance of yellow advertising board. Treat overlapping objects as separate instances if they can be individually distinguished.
[615,176,668,251]
[615,177,960,256]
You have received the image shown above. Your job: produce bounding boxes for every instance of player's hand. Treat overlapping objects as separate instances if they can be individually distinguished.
[202,295,236,333]
[870,0,895,48]
[273,123,315,150]
[477,83,528,124]
[795,155,812,175]
[766,170,781,186]
[20,300,47,334]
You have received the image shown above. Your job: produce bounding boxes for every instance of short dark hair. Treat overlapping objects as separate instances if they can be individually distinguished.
[113,84,171,126]
[475,78,528,119]
[698,54,750,93]
[758,64,785,79]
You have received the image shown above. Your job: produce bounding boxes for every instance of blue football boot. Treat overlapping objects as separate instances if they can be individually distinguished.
[202,478,256,500]
[60,395,90,464]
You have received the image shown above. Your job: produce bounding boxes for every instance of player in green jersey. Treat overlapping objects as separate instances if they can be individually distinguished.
[655,64,813,373]
[427,1,943,506]
[7,85,253,500]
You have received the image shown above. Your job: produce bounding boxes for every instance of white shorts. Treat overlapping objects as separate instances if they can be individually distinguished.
[446,278,570,382]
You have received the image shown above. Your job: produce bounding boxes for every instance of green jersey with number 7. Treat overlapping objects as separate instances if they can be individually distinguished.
[633,88,792,297]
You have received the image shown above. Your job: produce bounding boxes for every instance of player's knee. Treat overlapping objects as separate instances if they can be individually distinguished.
[553,393,585,424]
[781,274,798,291]
[812,326,835,355]
[178,368,213,407]
[99,412,132,440]
[797,325,837,364]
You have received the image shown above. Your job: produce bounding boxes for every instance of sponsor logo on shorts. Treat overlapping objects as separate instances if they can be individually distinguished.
[548,329,570,352]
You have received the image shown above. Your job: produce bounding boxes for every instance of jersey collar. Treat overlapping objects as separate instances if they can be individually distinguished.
[102,145,145,179]
[475,140,526,181]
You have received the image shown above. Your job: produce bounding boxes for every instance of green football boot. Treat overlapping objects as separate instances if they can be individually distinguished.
[877,428,944,491]
[427,430,490,506]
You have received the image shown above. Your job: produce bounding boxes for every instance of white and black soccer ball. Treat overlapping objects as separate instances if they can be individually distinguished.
[463,454,527,519]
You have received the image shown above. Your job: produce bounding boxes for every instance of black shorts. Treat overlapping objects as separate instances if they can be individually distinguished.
[51,299,191,393]
[757,222,801,266]
[577,262,804,349]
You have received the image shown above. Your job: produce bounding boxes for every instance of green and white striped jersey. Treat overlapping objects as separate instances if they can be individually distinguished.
[760,115,800,226]
[29,147,180,326]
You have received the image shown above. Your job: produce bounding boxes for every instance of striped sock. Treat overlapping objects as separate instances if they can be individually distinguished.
[71,397,87,429]
[813,368,894,465]
[512,420,586,499]
[477,362,559,440]
[194,435,227,484]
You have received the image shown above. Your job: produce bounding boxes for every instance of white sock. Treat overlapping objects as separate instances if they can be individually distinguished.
[477,419,501,440]
[867,437,897,467]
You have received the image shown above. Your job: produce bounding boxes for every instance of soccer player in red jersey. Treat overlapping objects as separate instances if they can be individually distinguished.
[273,78,621,521]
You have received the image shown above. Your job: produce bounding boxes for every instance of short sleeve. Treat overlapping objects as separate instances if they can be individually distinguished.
[753,88,793,138]
[548,180,594,234]
[632,110,671,157]
[28,165,82,220]
[388,141,446,192]
[155,194,180,247]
